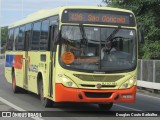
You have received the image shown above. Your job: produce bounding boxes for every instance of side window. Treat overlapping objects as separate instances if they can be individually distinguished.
[14,28,19,50]
[24,23,32,51]
[50,16,58,26]
[18,26,25,50]
[7,29,14,50]
[40,19,49,50]
[31,22,41,50]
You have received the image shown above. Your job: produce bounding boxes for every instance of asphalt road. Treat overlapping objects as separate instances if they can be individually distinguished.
[0,59,160,120]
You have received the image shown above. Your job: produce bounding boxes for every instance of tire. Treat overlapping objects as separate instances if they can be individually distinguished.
[12,71,20,93]
[98,103,113,111]
[39,80,53,107]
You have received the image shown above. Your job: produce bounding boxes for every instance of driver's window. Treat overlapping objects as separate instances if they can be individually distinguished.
[85,29,93,40]
[73,27,81,40]
[62,26,72,40]
[65,30,72,40]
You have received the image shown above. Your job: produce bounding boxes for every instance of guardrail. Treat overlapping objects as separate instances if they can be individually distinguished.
[137,60,160,90]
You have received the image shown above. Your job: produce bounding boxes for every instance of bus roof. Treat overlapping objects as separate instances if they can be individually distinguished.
[9,6,134,29]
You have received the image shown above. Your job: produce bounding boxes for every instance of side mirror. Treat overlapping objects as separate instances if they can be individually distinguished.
[138,30,144,43]
[137,22,144,43]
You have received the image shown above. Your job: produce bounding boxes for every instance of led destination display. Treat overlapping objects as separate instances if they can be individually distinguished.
[62,9,135,26]
[69,13,128,24]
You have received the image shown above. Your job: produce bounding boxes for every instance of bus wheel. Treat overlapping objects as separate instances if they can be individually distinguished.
[39,80,53,107]
[12,72,20,93]
[98,103,113,111]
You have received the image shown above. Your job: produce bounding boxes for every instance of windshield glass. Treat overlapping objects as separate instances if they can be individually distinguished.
[59,25,136,72]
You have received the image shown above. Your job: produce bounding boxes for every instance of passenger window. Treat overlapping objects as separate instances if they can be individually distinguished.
[18,26,25,50]
[14,28,19,50]
[50,16,58,25]
[40,19,49,50]
[7,29,14,50]
[24,24,32,51]
[31,22,41,50]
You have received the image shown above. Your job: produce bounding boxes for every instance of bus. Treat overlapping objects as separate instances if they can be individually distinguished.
[5,6,141,110]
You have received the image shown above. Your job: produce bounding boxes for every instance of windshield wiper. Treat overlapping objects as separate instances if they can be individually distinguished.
[105,26,121,46]
[79,23,88,45]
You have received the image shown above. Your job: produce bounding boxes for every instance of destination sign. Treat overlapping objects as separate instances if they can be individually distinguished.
[62,9,135,26]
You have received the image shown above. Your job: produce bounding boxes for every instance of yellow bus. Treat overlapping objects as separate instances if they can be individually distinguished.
[5,6,140,110]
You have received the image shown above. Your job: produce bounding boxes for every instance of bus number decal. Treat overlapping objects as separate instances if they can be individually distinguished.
[102,82,117,85]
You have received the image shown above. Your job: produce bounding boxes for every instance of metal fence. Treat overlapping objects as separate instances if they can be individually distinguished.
[138,60,160,83]
[138,60,160,90]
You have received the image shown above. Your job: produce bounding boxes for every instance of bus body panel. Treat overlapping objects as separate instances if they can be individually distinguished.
[5,51,14,83]
[5,51,25,88]
[27,51,49,95]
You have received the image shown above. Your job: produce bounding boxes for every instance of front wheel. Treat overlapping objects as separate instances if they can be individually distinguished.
[98,103,113,111]
[39,80,53,107]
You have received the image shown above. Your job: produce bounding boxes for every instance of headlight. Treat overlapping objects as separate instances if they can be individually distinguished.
[62,77,78,88]
[119,76,136,89]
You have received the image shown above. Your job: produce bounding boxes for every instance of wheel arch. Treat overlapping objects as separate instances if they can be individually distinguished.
[37,72,43,95]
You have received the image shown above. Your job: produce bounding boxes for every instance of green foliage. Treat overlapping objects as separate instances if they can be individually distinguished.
[103,0,160,59]
[1,26,8,47]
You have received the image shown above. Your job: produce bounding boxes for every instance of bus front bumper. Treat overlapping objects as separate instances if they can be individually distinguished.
[55,83,136,103]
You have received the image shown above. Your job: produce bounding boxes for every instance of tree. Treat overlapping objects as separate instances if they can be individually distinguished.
[103,0,160,59]
[1,26,8,47]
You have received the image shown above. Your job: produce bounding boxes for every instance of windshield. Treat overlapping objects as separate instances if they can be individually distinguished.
[59,25,136,72]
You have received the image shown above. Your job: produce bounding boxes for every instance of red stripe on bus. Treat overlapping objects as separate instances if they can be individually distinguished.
[13,55,23,69]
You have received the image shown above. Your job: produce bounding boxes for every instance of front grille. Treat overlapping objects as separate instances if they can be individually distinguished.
[81,84,95,87]
[74,74,124,82]
[84,92,113,98]
[80,84,116,88]
[102,85,116,87]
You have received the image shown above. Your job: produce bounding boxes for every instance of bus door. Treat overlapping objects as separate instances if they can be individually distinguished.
[13,27,25,88]
[23,23,32,89]
[48,24,58,97]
